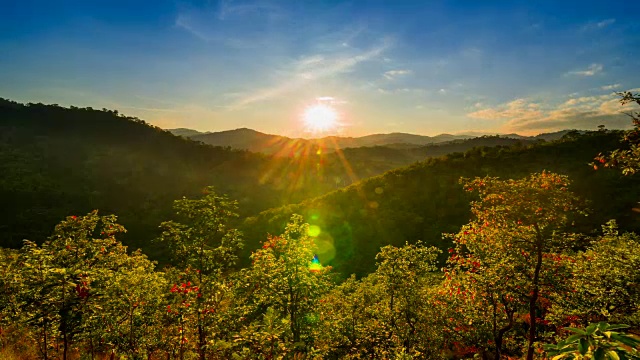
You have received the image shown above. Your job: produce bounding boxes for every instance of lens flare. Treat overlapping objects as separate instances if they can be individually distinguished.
[309,254,323,272]
[308,225,321,237]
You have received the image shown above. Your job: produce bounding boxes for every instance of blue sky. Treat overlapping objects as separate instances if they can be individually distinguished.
[1,0,639,136]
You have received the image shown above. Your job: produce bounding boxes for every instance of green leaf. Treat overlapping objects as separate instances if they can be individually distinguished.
[567,334,585,343]
[606,324,631,331]
[610,334,640,348]
[606,350,620,360]
[579,338,588,355]
[594,348,605,360]
[567,327,588,336]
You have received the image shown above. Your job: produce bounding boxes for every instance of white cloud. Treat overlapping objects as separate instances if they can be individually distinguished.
[467,92,638,133]
[597,18,616,28]
[296,55,325,69]
[383,69,412,80]
[601,83,621,90]
[229,38,393,108]
[468,99,543,122]
[377,87,427,95]
[582,18,616,31]
[566,63,603,77]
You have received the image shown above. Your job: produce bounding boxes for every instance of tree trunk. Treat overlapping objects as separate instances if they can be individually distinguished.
[198,245,206,360]
[495,297,514,360]
[526,239,543,360]
[198,323,205,360]
[179,316,185,360]
[43,319,48,360]
[61,283,68,360]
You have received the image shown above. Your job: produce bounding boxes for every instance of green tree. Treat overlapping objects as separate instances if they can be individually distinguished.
[89,251,167,358]
[237,214,333,356]
[594,91,640,175]
[450,171,586,360]
[316,242,441,359]
[15,211,129,359]
[550,221,640,327]
[373,242,441,356]
[158,186,244,360]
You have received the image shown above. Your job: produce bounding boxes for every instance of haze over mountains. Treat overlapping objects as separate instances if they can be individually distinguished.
[168,127,575,155]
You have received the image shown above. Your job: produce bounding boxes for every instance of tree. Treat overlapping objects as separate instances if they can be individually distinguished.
[594,91,640,175]
[15,211,130,359]
[315,243,441,359]
[450,171,586,360]
[237,214,333,356]
[549,221,640,327]
[90,251,167,358]
[158,186,244,360]
[373,242,441,356]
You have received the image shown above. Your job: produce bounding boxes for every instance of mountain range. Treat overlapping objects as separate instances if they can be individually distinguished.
[168,127,574,155]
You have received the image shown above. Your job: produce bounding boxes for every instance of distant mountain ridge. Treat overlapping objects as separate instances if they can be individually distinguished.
[167,127,576,155]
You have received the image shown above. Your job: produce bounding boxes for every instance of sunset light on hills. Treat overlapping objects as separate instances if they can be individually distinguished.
[1,0,640,358]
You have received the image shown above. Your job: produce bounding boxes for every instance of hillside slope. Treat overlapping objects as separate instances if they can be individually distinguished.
[1,100,528,258]
[0,99,290,256]
[241,132,640,277]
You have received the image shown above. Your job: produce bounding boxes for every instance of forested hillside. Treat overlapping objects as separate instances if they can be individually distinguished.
[242,131,640,277]
[0,99,284,256]
[0,99,546,257]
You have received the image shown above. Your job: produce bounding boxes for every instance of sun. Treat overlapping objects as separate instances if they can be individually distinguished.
[303,104,338,132]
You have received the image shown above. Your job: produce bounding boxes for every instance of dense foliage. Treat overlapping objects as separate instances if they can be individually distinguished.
[1,176,638,359]
[1,95,639,358]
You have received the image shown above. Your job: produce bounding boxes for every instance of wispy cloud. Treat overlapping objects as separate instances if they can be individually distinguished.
[174,1,286,48]
[175,14,210,42]
[229,38,393,108]
[315,96,348,105]
[566,63,603,77]
[383,69,411,80]
[377,87,427,95]
[217,0,282,20]
[582,18,616,31]
[467,98,543,123]
[601,83,621,90]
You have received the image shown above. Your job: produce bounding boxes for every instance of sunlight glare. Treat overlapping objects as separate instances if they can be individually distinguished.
[303,104,338,132]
